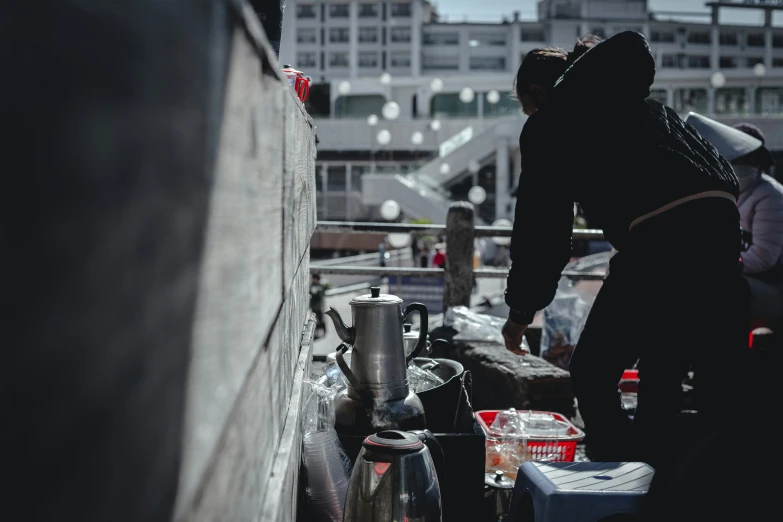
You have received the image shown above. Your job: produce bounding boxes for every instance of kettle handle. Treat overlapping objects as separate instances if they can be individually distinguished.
[403,303,428,363]
[410,430,446,503]
[335,343,364,394]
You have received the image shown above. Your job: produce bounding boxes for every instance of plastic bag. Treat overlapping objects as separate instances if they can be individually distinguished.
[444,306,530,352]
[540,277,595,370]
[319,361,347,392]
[301,379,353,522]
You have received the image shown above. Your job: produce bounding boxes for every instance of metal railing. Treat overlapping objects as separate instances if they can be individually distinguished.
[315,220,606,240]
[311,265,606,281]
[311,218,608,284]
[325,281,378,297]
[312,249,410,266]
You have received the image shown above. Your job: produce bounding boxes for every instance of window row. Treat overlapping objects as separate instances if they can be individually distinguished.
[295,3,411,19]
[297,51,411,69]
[322,88,783,119]
[421,56,507,71]
[332,92,521,119]
[298,26,412,45]
[303,51,781,72]
[660,55,767,69]
[649,87,783,115]
[652,30,783,47]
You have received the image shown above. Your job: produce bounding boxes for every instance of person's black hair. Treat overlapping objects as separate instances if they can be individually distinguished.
[513,47,566,103]
[566,34,601,67]
[513,34,602,105]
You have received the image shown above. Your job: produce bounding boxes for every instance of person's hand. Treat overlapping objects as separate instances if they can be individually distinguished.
[502,319,529,356]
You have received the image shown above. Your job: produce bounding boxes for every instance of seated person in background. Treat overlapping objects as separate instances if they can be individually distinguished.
[686,115,783,326]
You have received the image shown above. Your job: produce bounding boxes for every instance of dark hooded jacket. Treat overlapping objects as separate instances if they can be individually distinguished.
[505,31,740,324]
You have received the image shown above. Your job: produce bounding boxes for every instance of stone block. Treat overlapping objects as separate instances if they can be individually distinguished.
[433,334,575,418]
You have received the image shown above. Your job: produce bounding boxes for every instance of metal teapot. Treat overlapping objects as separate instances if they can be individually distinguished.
[483,470,514,522]
[328,323,429,366]
[326,287,428,435]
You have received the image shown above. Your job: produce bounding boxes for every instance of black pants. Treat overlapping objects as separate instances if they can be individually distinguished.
[313,309,325,336]
[569,198,752,477]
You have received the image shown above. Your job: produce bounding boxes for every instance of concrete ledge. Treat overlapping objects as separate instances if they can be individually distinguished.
[260,317,315,522]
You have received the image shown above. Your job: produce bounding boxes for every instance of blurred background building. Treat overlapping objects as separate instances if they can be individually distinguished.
[281,0,783,232]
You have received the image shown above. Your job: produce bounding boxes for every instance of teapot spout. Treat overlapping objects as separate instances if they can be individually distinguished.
[325,307,355,344]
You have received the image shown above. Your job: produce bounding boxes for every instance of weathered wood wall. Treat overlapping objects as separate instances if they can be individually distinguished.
[2,1,316,522]
[175,2,318,522]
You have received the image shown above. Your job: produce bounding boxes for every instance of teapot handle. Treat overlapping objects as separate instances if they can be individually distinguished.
[335,343,363,393]
[403,303,428,363]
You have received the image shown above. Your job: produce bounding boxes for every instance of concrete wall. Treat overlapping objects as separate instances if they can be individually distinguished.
[1,2,316,522]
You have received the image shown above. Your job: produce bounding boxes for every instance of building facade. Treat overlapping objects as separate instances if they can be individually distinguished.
[279,0,783,223]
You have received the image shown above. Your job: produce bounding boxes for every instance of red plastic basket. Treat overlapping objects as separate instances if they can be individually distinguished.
[475,410,585,463]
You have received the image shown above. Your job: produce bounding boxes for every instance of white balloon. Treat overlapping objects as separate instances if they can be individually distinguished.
[380,199,401,221]
[367,114,379,126]
[430,119,442,132]
[468,159,481,174]
[710,71,726,89]
[410,131,424,145]
[337,80,352,96]
[459,87,475,103]
[376,129,392,145]
[387,233,411,248]
[439,163,450,175]
[487,89,501,104]
[430,78,444,93]
[491,218,513,246]
[382,101,401,120]
[380,72,392,85]
[468,186,487,205]
[754,63,767,78]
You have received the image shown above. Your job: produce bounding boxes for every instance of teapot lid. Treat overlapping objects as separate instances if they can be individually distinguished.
[350,286,402,307]
[403,323,421,341]
[364,430,423,454]
[485,470,514,490]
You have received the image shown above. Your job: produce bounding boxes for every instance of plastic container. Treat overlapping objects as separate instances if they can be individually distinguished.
[281,65,311,102]
[303,430,350,522]
[476,410,584,464]
[619,369,639,394]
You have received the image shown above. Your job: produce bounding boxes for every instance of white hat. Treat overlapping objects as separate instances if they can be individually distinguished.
[685,112,762,162]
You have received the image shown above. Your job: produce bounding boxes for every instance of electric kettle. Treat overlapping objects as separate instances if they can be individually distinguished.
[342,430,444,522]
